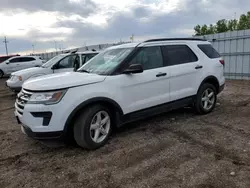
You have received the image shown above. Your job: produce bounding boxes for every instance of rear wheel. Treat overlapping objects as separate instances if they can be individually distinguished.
[195,83,217,114]
[0,70,4,78]
[73,105,112,150]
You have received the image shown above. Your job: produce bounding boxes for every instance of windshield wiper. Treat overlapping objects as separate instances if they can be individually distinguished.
[78,69,90,73]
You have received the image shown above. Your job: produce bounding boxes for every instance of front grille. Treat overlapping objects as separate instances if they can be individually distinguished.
[15,89,32,116]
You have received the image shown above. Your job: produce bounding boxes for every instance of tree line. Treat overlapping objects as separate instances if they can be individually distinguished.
[194,11,250,36]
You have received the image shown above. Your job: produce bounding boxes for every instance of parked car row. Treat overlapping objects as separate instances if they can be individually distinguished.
[0,55,45,78]
[11,38,225,150]
[6,51,99,92]
[0,54,20,64]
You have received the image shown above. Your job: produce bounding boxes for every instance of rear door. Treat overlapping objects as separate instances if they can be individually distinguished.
[19,57,37,70]
[162,44,203,101]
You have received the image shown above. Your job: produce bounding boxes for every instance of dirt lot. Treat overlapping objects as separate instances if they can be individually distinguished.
[1,78,250,188]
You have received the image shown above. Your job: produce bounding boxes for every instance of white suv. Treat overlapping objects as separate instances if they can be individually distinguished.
[6,51,98,92]
[14,38,225,150]
[0,56,44,78]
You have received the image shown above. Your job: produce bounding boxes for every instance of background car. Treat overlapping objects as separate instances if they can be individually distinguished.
[6,51,99,92]
[0,55,20,64]
[0,56,44,78]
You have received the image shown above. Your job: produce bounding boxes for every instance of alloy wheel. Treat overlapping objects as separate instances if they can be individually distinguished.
[90,111,111,143]
[201,88,215,111]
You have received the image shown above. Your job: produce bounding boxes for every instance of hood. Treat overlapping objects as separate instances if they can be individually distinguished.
[22,72,106,91]
[12,67,45,76]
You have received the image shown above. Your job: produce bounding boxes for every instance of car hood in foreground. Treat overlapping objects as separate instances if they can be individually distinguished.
[22,72,106,91]
[12,67,48,77]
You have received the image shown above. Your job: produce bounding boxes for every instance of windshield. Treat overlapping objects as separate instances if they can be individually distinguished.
[41,55,66,68]
[78,48,133,75]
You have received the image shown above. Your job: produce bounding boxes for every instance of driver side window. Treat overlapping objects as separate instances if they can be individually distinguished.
[129,46,163,70]
[57,55,76,69]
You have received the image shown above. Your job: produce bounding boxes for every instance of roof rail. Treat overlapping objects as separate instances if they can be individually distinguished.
[70,49,78,54]
[144,38,207,43]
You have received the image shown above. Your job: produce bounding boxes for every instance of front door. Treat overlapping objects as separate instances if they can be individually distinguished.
[116,46,170,114]
[54,54,77,73]
[7,57,22,73]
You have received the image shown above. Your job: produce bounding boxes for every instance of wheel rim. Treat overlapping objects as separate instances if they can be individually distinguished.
[201,88,215,111]
[90,111,110,143]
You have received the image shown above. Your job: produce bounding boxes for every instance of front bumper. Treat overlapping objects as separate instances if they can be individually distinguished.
[21,124,63,140]
[6,79,22,92]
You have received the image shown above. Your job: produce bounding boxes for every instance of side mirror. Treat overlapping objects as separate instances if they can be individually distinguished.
[6,61,9,64]
[123,64,143,74]
[51,64,57,69]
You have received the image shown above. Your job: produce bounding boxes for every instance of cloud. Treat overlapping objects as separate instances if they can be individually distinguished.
[1,0,250,55]
[0,0,97,16]
[54,1,213,42]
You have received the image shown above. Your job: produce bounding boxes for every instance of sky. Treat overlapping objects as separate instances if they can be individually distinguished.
[0,0,250,55]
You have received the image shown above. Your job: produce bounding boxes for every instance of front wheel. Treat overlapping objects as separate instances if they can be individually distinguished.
[194,83,217,114]
[73,105,112,150]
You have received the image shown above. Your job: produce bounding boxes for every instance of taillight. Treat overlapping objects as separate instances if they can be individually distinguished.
[219,60,225,66]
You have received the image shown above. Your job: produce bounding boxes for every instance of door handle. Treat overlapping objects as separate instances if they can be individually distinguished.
[195,65,203,69]
[156,72,167,77]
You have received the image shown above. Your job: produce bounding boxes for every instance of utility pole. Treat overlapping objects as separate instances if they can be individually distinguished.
[3,36,9,55]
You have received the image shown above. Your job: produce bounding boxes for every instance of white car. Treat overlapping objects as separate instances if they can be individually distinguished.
[15,38,225,150]
[0,56,44,78]
[6,51,98,92]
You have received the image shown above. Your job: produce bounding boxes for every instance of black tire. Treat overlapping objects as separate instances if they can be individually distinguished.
[73,104,112,150]
[0,70,4,78]
[194,83,217,114]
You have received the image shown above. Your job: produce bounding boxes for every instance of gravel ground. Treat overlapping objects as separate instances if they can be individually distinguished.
[1,78,250,188]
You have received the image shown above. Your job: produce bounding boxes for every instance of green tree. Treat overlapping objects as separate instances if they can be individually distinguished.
[193,11,250,35]
[200,24,208,35]
[228,19,238,31]
[237,14,248,30]
[238,11,250,29]
[247,12,250,29]
[216,19,228,33]
[207,24,215,34]
[194,25,201,36]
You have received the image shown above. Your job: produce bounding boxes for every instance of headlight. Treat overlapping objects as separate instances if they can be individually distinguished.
[27,90,67,105]
[11,75,22,81]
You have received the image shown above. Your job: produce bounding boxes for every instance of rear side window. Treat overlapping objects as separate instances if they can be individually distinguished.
[85,53,98,62]
[0,56,11,63]
[198,44,221,59]
[161,45,198,66]
[9,58,21,63]
[20,57,36,62]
